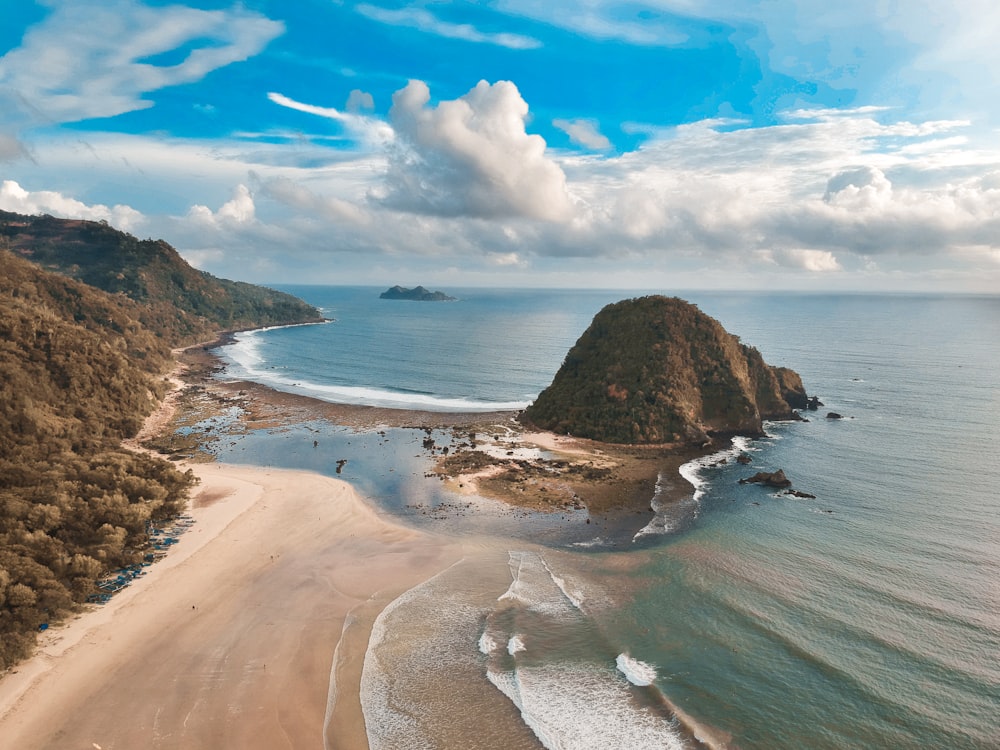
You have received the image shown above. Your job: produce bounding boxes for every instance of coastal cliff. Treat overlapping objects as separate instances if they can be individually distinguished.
[522,296,805,445]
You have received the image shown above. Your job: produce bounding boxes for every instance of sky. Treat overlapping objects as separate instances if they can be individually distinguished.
[2,0,1000,291]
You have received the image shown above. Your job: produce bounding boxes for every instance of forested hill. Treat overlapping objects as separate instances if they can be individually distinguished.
[522,296,807,445]
[0,217,318,670]
[0,211,322,344]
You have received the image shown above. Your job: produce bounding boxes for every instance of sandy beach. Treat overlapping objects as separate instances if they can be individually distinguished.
[0,461,465,749]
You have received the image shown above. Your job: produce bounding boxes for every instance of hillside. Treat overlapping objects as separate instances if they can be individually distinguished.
[0,250,200,667]
[0,211,322,344]
[522,296,806,444]
[0,214,321,670]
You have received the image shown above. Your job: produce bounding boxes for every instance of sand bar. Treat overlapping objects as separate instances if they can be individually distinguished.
[0,461,464,749]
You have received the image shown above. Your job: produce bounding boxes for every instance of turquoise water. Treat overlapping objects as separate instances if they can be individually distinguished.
[214,288,1000,749]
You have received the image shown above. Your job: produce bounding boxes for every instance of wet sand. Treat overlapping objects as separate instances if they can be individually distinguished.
[0,462,465,749]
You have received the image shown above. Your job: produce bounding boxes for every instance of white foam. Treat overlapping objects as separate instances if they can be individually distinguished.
[541,559,586,610]
[487,661,688,750]
[636,436,751,540]
[508,635,527,655]
[616,653,658,687]
[498,551,582,618]
[479,630,501,655]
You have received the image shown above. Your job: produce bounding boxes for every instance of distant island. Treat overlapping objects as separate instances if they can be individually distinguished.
[379,285,456,301]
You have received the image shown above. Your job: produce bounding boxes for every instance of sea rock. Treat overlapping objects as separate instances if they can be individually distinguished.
[739,469,792,488]
[806,396,824,410]
[826,412,844,420]
[783,489,817,499]
[521,296,807,445]
[379,285,456,301]
[736,453,753,465]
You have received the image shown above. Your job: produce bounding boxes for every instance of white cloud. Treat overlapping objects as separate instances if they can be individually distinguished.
[7,105,1000,290]
[768,248,843,272]
[346,89,375,112]
[380,80,573,222]
[189,184,256,226]
[553,119,613,150]
[0,1,283,124]
[355,4,541,49]
[494,0,688,45]
[267,91,394,147]
[0,179,145,231]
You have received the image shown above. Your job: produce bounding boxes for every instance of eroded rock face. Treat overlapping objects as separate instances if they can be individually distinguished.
[522,296,807,445]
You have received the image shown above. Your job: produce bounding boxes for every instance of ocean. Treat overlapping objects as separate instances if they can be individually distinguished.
[210,287,1000,749]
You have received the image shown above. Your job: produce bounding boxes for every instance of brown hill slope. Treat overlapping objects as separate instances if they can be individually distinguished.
[522,296,806,444]
[0,211,322,344]
[0,250,197,668]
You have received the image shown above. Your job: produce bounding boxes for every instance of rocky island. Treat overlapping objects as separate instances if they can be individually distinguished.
[379,285,456,301]
[522,295,806,444]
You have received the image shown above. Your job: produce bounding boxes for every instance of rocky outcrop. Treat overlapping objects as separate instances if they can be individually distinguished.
[739,469,792,488]
[379,285,456,301]
[521,296,807,445]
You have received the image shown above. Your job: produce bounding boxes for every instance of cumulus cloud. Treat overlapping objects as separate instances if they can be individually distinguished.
[356,4,541,49]
[188,184,256,226]
[0,1,283,123]
[379,80,573,222]
[0,179,144,231]
[553,118,613,150]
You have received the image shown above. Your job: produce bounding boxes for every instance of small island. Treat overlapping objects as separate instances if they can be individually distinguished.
[379,285,456,301]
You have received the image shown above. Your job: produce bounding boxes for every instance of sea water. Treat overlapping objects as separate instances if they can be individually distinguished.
[211,287,1000,749]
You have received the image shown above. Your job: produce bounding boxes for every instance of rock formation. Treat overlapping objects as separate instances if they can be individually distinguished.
[739,470,793,488]
[521,296,806,445]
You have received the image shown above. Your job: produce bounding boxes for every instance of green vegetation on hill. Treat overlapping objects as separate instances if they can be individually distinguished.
[0,211,322,344]
[522,296,805,445]
[0,214,321,670]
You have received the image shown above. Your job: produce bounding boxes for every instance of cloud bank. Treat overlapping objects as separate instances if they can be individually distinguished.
[4,79,1000,290]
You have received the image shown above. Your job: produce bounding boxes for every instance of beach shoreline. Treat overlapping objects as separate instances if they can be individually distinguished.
[0,332,710,748]
[0,460,467,749]
[0,338,473,749]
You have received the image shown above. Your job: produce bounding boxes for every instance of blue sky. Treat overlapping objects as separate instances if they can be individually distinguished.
[2,0,1000,291]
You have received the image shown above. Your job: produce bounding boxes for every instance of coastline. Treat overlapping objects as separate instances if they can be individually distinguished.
[0,331,713,748]
[0,336,469,749]
[0,461,466,749]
